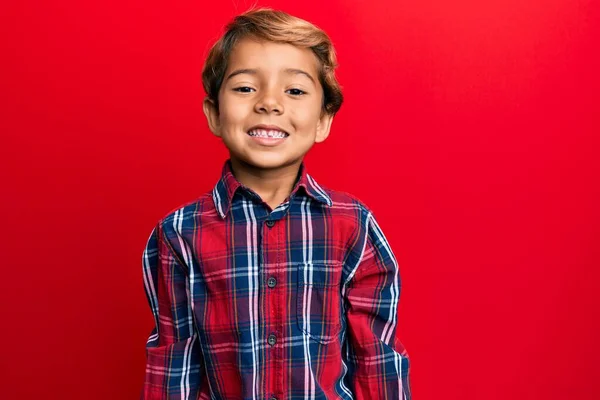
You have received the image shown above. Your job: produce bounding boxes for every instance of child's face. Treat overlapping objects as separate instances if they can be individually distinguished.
[203,37,334,171]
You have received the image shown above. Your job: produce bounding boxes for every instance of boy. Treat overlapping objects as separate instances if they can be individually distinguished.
[141,8,411,400]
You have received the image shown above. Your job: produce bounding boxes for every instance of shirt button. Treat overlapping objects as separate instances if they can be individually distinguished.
[269,397,277,400]
[267,276,277,288]
[267,334,277,346]
[266,220,275,228]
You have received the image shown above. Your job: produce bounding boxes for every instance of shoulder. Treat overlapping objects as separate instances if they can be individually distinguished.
[319,184,374,218]
[314,184,381,242]
[318,184,392,241]
[154,191,213,236]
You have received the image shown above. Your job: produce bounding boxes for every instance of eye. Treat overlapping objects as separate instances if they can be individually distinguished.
[286,88,306,96]
[233,86,255,93]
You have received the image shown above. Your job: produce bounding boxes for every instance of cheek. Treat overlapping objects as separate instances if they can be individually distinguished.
[218,103,248,130]
[291,106,322,131]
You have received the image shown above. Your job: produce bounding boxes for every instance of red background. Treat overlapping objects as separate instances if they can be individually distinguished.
[1,0,599,399]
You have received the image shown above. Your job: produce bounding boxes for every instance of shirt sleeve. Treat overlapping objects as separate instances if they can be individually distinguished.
[140,223,204,399]
[343,208,412,399]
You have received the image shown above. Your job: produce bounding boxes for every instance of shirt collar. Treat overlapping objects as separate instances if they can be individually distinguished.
[212,159,333,219]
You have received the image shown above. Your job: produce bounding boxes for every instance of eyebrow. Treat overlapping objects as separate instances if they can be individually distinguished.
[225,68,317,84]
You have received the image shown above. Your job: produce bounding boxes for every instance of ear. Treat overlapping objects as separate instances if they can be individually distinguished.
[314,111,334,143]
[202,97,222,137]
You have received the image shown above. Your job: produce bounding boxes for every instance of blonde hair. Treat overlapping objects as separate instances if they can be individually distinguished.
[202,7,343,115]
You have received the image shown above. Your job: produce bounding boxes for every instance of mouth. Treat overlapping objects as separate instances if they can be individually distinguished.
[246,125,289,146]
[246,124,290,139]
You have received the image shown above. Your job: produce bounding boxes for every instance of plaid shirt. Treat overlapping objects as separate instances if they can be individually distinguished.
[141,159,411,399]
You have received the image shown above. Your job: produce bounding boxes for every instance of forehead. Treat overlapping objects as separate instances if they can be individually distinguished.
[225,37,320,77]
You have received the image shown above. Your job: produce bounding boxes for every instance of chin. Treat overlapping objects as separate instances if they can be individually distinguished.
[238,153,297,170]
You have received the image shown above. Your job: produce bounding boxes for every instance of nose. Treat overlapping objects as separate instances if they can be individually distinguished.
[254,88,283,115]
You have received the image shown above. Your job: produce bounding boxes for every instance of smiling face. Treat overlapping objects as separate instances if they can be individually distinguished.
[203,37,334,171]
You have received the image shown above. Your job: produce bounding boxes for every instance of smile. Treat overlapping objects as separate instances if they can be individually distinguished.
[246,128,289,147]
[247,129,289,138]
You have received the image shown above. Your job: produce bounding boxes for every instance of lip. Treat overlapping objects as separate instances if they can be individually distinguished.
[246,124,290,147]
[247,124,289,135]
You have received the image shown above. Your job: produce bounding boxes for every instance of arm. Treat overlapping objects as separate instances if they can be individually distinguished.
[343,208,411,399]
[141,223,204,399]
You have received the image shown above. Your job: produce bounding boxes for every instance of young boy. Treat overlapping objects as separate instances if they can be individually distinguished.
[141,8,411,400]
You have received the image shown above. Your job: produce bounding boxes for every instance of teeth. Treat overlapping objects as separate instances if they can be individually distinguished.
[248,129,288,138]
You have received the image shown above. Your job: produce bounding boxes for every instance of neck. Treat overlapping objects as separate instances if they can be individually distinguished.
[229,157,303,209]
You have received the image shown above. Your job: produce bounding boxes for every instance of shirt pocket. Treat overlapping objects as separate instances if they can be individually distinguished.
[296,261,343,345]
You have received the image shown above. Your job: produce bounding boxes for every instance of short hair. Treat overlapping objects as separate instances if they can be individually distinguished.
[201,7,344,115]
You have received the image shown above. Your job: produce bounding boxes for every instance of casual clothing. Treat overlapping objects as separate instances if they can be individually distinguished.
[141,159,411,399]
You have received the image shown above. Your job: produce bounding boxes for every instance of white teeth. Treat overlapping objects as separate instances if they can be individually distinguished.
[248,129,288,138]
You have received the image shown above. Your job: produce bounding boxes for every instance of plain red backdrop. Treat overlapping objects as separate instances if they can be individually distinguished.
[1,0,599,399]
